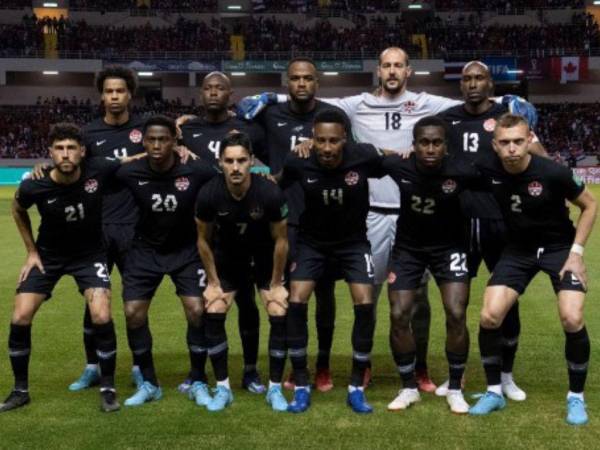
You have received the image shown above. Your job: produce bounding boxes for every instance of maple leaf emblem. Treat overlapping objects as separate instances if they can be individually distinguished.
[564,62,577,74]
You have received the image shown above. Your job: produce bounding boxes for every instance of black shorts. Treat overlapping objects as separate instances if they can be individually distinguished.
[467,218,507,278]
[103,222,135,274]
[122,243,206,301]
[290,238,374,284]
[216,247,274,292]
[17,250,111,300]
[488,244,585,294]
[288,225,343,283]
[388,246,469,291]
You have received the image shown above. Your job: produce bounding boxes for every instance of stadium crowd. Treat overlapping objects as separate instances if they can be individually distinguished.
[1,12,598,58]
[1,99,598,163]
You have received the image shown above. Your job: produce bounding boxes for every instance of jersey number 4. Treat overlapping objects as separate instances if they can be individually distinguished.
[151,194,178,212]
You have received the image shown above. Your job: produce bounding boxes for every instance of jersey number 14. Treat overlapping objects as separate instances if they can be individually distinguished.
[322,188,343,205]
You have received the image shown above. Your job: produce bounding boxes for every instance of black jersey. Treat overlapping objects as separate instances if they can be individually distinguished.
[258,100,352,225]
[116,157,217,251]
[196,174,288,254]
[438,102,508,219]
[15,157,121,255]
[281,142,384,246]
[475,154,584,249]
[180,116,266,164]
[382,153,475,251]
[83,115,146,224]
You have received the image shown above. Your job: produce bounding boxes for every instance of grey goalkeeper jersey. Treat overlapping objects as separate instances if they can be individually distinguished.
[324,91,461,209]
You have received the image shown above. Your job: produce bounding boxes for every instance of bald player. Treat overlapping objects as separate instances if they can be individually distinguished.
[179,71,269,394]
[436,61,546,400]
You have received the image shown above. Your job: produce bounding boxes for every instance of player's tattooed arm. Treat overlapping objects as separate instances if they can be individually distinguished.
[559,188,598,290]
[12,198,45,281]
[195,218,225,303]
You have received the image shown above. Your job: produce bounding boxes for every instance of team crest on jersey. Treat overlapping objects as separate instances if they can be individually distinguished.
[442,179,457,194]
[387,272,397,284]
[84,178,98,193]
[528,181,543,197]
[250,206,264,220]
[175,176,190,191]
[402,101,416,113]
[345,171,359,186]
[129,129,142,143]
[483,118,497,132]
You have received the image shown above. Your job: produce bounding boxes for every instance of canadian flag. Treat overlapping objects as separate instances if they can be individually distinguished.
[551,57,589,84]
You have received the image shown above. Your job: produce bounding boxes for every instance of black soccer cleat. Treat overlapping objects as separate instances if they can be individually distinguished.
[0,390,31,413]
[100,388,120,413]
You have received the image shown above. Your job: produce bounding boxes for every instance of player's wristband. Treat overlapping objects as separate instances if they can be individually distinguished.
[570,243,584,256]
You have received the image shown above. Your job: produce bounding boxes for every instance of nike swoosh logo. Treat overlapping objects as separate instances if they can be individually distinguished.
[492,179,502,184]
[138,181,149,186]
[307,178,318,183]
[400,179,412,184]
[217,211,229,216]
[193,133,202,138]
[452,121,461,125]
[47,198,57,204]
[96,140,106,146]
[277,122,287,127]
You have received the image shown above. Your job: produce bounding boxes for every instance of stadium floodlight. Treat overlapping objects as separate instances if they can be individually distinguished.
[42,71,59,75]
[323,72,339,76]
[594,1,600,4]
[138,72,154,77]
[227,5,242,10]
[414,71,430,75]
[43,2,59,6]
[408,4,423,9]
[231,72,246,76]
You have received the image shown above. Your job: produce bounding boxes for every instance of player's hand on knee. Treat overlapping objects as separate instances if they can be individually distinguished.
[559,253,587,291]
[292,139,313,159]
[265,284,289,315]
[175,145,198,163]
[29,163,51,180]
[19,251,45,283]
[203,283,225,308]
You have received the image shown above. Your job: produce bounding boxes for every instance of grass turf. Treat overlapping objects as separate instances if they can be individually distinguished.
[0,185,599,449]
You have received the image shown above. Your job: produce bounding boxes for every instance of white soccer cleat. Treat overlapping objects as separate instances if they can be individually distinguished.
[502,379,526,401]
[435,380,449,397]
[387,388,420,411]
[446,390,469,414]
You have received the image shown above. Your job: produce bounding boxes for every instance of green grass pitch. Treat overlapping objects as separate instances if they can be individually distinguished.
[0,185,599,449]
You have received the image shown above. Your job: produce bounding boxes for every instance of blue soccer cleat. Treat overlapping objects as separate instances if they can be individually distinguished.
[124,381,163,407]
[566,397,588,425]
[131,366,144,389]
[347,389,373,414]
[266,385,288,412]
[287,387,311,413]
[242,371,266,394]
[188,381,212,407]
[469,391,506,416]
[206,386,233,412]
[68,367,100,392]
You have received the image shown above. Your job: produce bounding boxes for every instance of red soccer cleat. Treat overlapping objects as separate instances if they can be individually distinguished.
[314,368,334,392]
[416,368,437,393]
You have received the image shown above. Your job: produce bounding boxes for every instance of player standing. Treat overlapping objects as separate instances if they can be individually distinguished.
[0,124,122,412]
[195,132,289,411]
[468,114,596,426]
[281,110,384,413]
[180,72,268,394]
[116,116,217,406]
